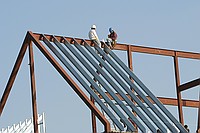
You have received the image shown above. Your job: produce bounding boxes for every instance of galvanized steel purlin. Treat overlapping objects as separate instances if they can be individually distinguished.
[83,41,171,132]
[31,32,199,109]
[28,32,111,132]
[32,32,195,130]
[32,32,199,129]
[49,36,127,131]
[31,32,198,131]
[64,38,147,132]
[41,34,123,130]
[94,45,174,132]
[79,40,164,132]
[102,45,188,133]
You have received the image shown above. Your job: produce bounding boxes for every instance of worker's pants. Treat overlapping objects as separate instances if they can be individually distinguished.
[93,40,101,55]
[106,38,112,46]
[93,40,101,48]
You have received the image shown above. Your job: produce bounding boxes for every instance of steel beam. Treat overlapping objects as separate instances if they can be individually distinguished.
[51,36,134,131]
[28,41,39,133]
[127,45,133,72]
[0,33,29,115]
[114,43,200,59]
[84,43,167,132]
[127,45,138,132]
[127,45,134,91]
[32,32,200,60]
[100,45,187,132]
[101,92,199,108]
[178,78,200,92]
[90,96,97,133]
[66,39,149,132]
[174,54,184,125]
[28,32,111,132]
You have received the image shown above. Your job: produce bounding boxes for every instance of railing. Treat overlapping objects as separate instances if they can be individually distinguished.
[0,113,45,133]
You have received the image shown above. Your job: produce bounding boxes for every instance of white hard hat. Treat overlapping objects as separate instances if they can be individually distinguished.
[91,24,96,29]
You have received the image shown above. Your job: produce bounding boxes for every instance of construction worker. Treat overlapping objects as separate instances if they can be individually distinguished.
[88,24,101,48]
[106,27,118,49]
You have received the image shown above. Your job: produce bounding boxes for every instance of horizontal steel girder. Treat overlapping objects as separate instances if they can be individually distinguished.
[32,32,200,60]
[100,92,199,108]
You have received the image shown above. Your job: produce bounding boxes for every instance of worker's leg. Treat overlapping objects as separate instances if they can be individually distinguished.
[93,40,101,48]
[93,40,101,55]
[106,38,112,47]
[111,40,117,49]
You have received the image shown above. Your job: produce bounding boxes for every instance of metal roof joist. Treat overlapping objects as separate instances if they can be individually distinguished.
[41,33,188,132]
[101,45,188,133]
[42,35,128,131]
[62,38,148,132]
[77,40,163,132]
[33,33,189,132]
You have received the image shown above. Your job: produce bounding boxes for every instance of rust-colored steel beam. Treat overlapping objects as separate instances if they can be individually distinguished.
[178,78,200,92]
[90,96,97,133]
[127,45,138,131]
[155,96,199,108]
[28,31,110,132]
[100,92,199,108]
[127,45,133,72]
[135,94,199,108]
[0,33,30,116]
[29,42,39,133]
[32,32,200,60]
[127,45,134,91]
[173,54,184,124]
[114,43,200,59]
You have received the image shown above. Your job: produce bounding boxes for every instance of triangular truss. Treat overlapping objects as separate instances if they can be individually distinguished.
[1,31,199,133]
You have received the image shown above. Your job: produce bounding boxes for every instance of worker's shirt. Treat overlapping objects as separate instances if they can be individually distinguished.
[109,32,117,41]
[88,29,99,41]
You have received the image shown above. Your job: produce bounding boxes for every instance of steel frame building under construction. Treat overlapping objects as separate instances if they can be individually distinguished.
[0,31,199,133]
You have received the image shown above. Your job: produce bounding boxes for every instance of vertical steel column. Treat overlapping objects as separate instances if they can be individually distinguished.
[127,45,137,132]
[90,95,97,133]
[127,45,133,73]
[0,34,29,115]
[173,52,184,125]
[29,41,39,133]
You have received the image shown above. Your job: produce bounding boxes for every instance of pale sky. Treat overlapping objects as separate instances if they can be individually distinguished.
[0,1,199,132]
